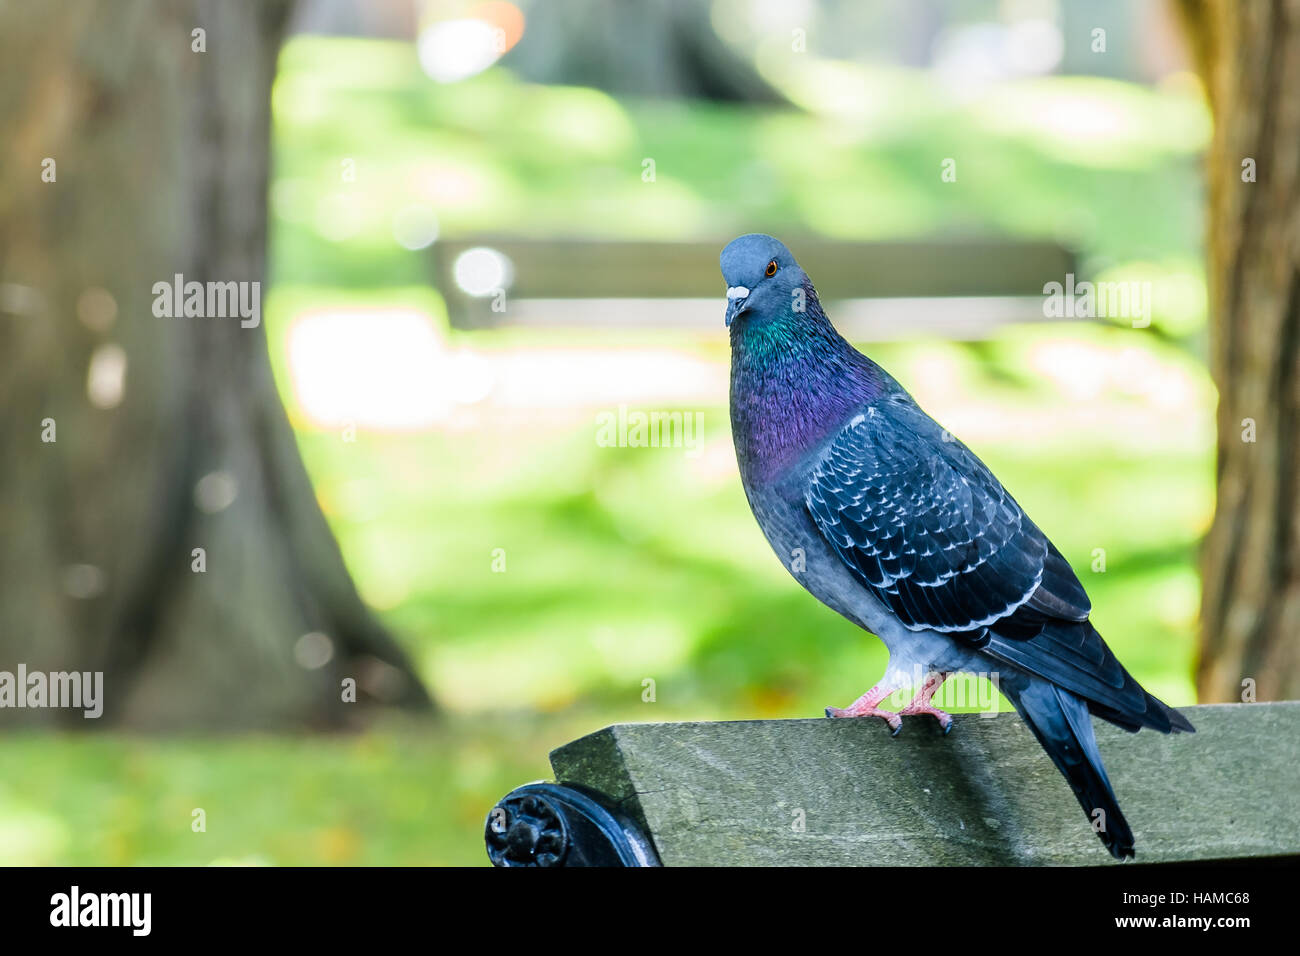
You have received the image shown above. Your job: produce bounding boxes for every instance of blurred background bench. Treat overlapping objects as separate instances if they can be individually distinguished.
[432,236,1076,339]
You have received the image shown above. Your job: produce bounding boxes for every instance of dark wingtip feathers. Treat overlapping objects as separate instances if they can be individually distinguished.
[1166,704,1196,734]
[1008,680,1137,860]
[1139,691,1197,735]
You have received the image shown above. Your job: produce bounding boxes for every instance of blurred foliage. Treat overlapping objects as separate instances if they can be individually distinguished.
[270,37,1209,339]
[2,35,1213,865]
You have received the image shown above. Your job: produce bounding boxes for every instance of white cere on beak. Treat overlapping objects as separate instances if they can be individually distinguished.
[726,286,750,300]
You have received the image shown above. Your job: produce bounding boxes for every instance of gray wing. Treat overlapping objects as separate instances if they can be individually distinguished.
[803,401,1192,733]
[804,401,1089,637]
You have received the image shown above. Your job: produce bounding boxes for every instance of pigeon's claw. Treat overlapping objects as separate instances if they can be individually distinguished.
[824,684,903,734]
[898,671,953,734]
[824,703,903,734]
[899,701,954,734]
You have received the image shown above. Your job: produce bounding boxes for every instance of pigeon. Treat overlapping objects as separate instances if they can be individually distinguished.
[721,233,1193,860]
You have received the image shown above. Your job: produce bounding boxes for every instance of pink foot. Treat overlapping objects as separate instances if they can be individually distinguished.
[824,686,903,735]
[899,671,953,734]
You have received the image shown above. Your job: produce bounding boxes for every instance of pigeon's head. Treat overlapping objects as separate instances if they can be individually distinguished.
[719,233,809,329]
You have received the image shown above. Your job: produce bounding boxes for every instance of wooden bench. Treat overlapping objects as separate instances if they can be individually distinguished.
[485,702,1300,866]
[432,236,1076,338]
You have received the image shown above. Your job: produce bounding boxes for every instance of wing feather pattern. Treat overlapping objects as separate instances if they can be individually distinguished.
[804,403,1083,634]
[804,402,1191,734]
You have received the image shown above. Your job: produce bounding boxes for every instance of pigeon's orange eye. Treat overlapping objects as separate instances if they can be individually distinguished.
[765,259,778,277]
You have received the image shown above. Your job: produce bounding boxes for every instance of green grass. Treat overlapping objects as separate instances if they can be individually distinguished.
[0,36,1215,866]
[0,717,571,866]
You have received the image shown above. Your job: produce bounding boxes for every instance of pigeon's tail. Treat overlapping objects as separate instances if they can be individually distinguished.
[1004,678,1135,860]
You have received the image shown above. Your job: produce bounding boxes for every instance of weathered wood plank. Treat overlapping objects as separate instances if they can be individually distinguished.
[549,703,1300,866]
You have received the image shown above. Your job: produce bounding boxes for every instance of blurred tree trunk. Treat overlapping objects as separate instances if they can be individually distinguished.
[1180,0,1300,702]
[0,0,431,727]
[504,0,788,103]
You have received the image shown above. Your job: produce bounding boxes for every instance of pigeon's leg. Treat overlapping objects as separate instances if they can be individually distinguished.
[898,670,953,734]
[824,682,904,735]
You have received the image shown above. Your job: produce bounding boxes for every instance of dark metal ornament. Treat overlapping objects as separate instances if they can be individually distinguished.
[485,783,660,867]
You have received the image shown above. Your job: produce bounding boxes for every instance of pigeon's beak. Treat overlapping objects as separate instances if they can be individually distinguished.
[724,286,750,327]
